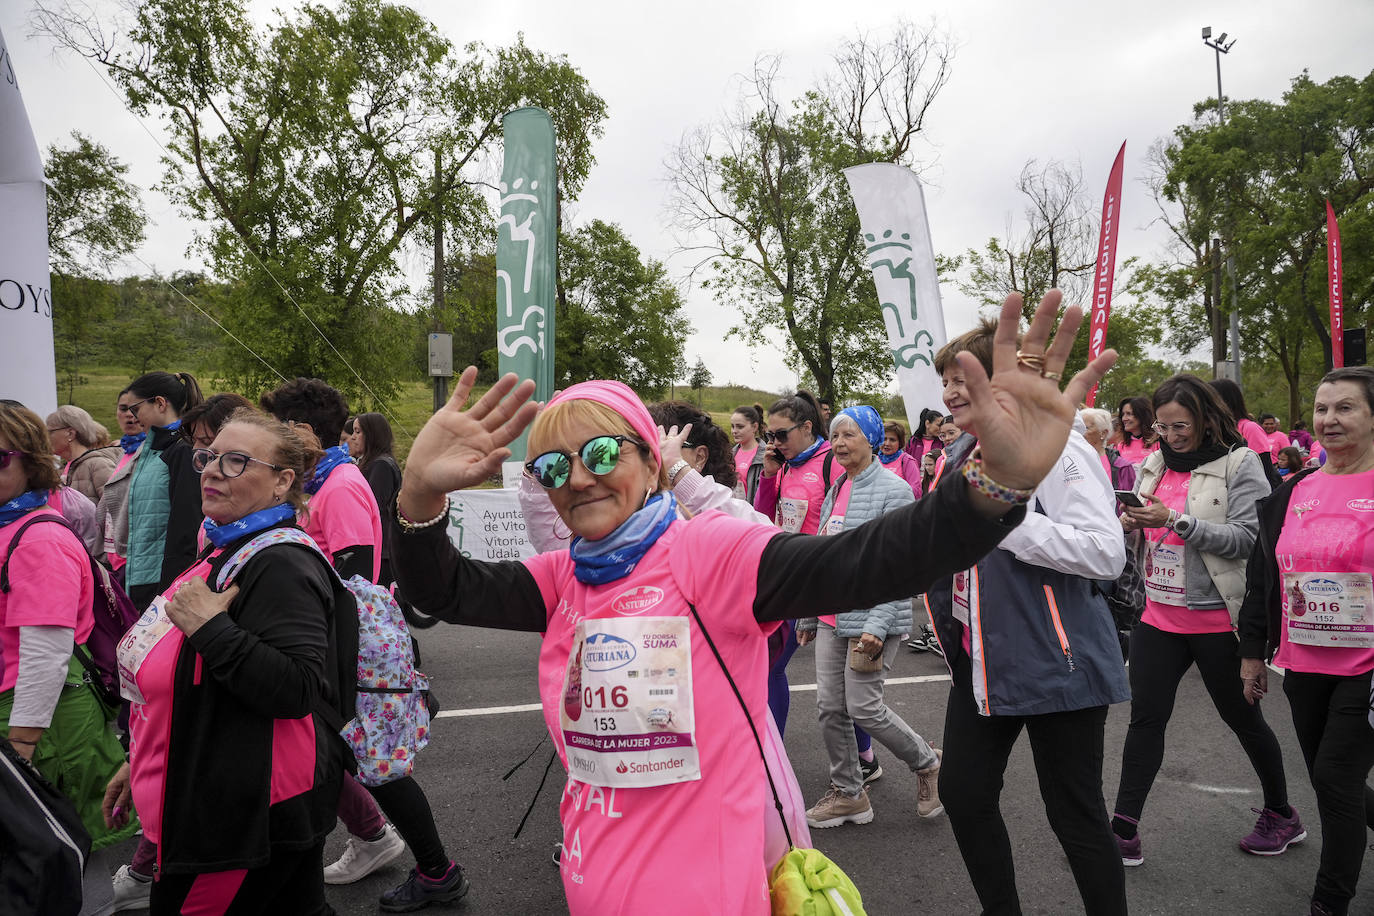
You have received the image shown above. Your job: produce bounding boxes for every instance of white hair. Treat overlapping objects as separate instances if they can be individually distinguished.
[1079,408,1112,437]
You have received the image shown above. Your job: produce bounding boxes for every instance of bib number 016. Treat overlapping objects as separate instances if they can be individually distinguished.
[584,685,629,710]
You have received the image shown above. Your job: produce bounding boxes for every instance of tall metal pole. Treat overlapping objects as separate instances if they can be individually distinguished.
[1203,28,1242,385]
[433,147,447,411]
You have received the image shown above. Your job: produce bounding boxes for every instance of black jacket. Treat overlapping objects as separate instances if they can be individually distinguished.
[155,428,203,592]
[1236,466,1321,661]
[157,525,358,874]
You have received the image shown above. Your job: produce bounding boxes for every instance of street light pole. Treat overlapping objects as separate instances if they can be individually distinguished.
[1202,26,1242,385]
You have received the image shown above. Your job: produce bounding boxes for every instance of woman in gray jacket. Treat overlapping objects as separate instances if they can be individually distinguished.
[797,406,941,829]
[1114,374,1300,866]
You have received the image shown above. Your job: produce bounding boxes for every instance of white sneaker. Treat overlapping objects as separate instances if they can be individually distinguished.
[323,823,407,885]
[111,864,152,912]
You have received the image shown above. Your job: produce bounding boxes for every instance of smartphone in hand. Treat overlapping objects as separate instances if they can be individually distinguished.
[1115,489,1145,508]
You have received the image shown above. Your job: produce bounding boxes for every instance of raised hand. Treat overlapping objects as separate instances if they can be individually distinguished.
[961,290,1117,495]
[399,368,539,520]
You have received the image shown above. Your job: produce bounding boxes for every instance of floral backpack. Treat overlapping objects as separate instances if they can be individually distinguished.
[216,527,431,786]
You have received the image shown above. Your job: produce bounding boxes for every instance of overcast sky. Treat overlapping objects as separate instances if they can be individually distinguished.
[3,0,1371,394]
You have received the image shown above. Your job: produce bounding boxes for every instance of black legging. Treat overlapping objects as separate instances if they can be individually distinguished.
[1283,668,1374,916]
[1114,622,1288,821]
[941,654,1126,916]
[369,776,450,876]
[150,841,329,915]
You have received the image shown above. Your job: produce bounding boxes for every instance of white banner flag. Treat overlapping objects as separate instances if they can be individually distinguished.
[445,488,536,562]
[0,28,57,417]
[842,163,948,431]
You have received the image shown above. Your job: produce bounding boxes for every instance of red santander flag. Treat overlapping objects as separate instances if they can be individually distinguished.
[1327,200,1344,368]
[1085,142,1126,407]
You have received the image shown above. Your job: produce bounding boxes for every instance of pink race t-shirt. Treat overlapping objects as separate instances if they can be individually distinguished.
[733,445,758,488]
[1267,430,1291,459]
[1238,419,1271,458]
[1272,468,1374,676]
[1140,469,1233,634]
[1116,438,1157,467]
[523,512,781,915]
[817,478,852,628]
[303,462,382,581]
[775,442,833,535]
[0,509,95,692]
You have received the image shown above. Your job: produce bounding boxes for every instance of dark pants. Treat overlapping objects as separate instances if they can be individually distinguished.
[1283,668,1374,915]
[369,775,449,875]
[150,841,332,916]
[941,655,1126,916]
[1114,623,1288,821]
[767,622,798,735]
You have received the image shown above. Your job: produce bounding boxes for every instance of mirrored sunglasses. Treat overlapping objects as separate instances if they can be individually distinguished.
[526,435,641,489]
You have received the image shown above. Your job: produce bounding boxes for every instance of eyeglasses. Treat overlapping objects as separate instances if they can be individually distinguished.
[1151,421,1194,436]
[525,435,642,489]
[763,424,801,443]
[0,450,25,471]
[192,447,285,478]
[46,426,71,434]
[118,398,151,415]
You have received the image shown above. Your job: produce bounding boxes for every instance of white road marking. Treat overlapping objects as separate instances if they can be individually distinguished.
[434,673,953,719]
[1185,784,1255,794]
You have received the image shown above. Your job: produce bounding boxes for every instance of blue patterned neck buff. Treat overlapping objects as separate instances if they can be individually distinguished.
[305,444,352,496]
[878,449,902,465]
[0,489,49,527]
[570,491,677,585]
[785,436,823,469]
[120,433,147,455]
[203,502,297,548]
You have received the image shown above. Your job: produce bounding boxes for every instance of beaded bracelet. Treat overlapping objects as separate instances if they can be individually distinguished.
[396,496,451,532]
[961,458,1035,506]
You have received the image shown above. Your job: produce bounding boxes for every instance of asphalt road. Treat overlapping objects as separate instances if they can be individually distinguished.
[107,621,1373,915]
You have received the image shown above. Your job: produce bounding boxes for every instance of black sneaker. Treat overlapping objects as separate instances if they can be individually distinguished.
[859,754,883,784]
[906,634,929,652]
[379,863,471,913]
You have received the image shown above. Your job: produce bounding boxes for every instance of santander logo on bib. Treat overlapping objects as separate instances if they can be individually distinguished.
[611,585,664,616]
[1347,498,1374,512]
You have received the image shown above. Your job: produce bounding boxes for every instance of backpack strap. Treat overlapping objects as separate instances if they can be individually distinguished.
[822,452,835,491]
[215,527,332,591]
[2,513,78,594]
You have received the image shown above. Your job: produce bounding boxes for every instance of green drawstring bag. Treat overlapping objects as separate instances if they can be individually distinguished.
[769,846,867,916]
[685,602,867,916]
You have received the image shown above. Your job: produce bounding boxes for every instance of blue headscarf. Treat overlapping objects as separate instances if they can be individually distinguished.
[834,406,885,453]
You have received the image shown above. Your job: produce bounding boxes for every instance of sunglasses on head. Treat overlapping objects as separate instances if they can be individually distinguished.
[526,435,644,489]
[0,450,25,471]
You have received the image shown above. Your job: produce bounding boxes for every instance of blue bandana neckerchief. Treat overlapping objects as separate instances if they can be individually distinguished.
[120,432,147,455]
[203,502,297,548]
[0,489,49,527]
[785,437,824,469]
[878,449,902,465]
[305,444,351,496]
[570,491,677,585]
[159,420,182,432]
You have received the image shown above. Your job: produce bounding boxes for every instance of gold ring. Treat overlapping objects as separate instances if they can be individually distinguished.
[1040,369,1063,382]
[1015,349,1046,371]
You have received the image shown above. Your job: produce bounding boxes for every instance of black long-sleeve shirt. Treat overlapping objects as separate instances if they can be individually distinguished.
[390,474,1025,631]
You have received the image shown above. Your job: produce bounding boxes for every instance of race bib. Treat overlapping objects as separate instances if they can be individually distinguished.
[116,596,177,706]
[1144,541,1187,606]
[952,569,972,627]
[778,497,808,534]
[559,617,701,788]
[1283,571,1374,648]
[822,515,845,536]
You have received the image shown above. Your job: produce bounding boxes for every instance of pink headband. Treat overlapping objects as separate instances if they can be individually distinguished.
[544,380,662,467]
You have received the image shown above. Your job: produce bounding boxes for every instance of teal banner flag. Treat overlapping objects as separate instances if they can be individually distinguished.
[497,107,558,463]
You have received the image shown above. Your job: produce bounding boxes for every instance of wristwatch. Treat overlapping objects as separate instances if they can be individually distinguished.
[1171,513,1195,537]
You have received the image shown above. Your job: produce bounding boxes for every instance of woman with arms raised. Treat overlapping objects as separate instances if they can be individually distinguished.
[388,291,1114,914]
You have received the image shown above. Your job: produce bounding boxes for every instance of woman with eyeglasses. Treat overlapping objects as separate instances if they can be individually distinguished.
[46,405,120,505]
[1239,366,1374,916]
[389,291,1115,914]
[123,371,205,611]
[0,404,138,859]
[1113,374,1299,866]
[101,408,357,914]
[752,390,834,736]
[97,388,148,575]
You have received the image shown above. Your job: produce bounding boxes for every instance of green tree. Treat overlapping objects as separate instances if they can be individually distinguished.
[44,132,148,399]
[36,0,607,405]
[689,358,712,403]
[666,21,954,403]
[556,220,689,398]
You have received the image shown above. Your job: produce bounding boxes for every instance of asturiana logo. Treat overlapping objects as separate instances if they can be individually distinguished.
[583,632,638,671]
[1348,498,1374,512]
[1301,578,1344,597]
[1154,547,1182,564]
[611,585,664,616]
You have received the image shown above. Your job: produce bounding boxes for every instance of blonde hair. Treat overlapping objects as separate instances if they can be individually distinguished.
[529,399,668,490]
[47,405,110,448]
[0,405,62,491]
[219,408,324,514]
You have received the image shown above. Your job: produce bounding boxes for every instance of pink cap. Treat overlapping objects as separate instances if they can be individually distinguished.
[544,380,661,467]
